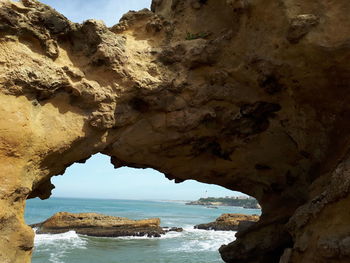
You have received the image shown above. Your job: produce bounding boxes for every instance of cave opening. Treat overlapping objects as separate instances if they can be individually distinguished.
[24,153,261,263]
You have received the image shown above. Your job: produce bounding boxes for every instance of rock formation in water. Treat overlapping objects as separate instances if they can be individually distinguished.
[0,0,349,262]
[195,213,259,231]
[31,212,166,237]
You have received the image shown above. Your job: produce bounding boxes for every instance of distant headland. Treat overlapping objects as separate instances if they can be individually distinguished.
[186,196,261,209]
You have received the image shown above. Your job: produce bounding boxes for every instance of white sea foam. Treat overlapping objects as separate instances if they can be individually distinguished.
[33,226,235,261]
[169,227,236,252]
[113,226,236,252]
[100,229,184,240]
[34,230,87,263]
[34,230,86,246]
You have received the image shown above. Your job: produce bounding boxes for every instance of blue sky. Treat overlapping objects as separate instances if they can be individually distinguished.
[53,154,241,200]
[40,0,152,26]
[40,0,242,200]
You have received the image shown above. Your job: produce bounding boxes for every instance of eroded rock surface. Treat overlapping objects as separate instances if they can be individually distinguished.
[31,212,165,237]
[0,0,349,262]
[195,213,259,231]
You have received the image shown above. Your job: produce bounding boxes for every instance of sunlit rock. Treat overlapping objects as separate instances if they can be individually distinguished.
[32,212,165,237]
[0,0,349,262]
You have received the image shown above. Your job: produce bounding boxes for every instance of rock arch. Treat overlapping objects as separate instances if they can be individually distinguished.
[0,0,349,262]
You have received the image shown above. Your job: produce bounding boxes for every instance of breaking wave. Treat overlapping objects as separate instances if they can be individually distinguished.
[169,227,236,252]
[34,230,87,263]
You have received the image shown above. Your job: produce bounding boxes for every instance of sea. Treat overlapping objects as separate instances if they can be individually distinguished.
[25,198,261,263]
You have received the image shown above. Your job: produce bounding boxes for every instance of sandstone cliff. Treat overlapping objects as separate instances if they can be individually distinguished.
[0,0,349,262]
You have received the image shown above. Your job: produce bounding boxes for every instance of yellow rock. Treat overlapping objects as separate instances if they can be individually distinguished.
[33,212,163,237]
[0,0,349,262]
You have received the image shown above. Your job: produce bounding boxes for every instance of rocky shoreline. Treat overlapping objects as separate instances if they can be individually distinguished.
[31,212,182,238]
[195,214,259,231]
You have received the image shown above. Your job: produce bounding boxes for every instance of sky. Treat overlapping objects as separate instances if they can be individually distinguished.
[53,154,241,200]
[38,0,243,200]
[40,0,152,27]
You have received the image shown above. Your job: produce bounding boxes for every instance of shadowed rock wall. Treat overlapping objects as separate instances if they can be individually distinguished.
[0,0,349,262]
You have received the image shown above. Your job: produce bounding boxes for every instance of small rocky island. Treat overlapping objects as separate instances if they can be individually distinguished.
[31,212,182,238]
[195,213,259,231]
[186,196,261,209]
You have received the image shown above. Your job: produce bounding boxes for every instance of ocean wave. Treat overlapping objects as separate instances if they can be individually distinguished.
[33,226,236,261]
[113,227,236,252]
[169,227,236,252]
[88,229,184,240]
[34,230,87,263]
[34,230,86,246]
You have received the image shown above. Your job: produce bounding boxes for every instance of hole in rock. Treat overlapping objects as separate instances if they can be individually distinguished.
[25,154,261,263]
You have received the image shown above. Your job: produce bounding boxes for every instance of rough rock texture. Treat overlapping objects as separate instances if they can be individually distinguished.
[195,213,259,231]
[0,0,349,262]
[31,212,165,237]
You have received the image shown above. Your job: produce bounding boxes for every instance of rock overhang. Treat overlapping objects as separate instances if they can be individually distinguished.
[0,0,349,262]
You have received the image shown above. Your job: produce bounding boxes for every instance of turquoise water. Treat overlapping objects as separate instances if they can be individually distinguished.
[25,198,261,263]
